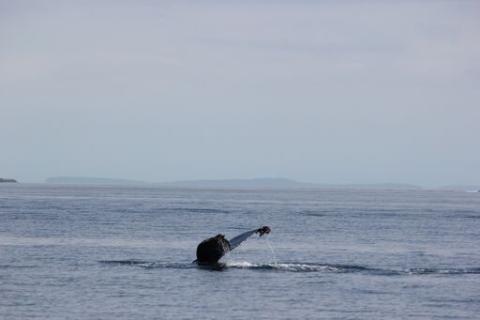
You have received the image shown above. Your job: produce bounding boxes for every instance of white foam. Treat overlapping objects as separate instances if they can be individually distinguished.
[225,260,334,272]
[225,260,255,268]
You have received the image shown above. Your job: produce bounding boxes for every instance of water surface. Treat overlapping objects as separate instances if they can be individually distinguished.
[1,184,480,319]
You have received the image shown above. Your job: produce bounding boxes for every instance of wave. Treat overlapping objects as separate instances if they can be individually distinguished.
[99,260,197,270]
[225,261,371,273]
[99,260,480,275]
[404,267,480,275]
[0,264,37,270]
[227,262,480,275]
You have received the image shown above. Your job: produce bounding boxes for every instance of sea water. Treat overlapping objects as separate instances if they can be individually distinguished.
[1,184,480,319]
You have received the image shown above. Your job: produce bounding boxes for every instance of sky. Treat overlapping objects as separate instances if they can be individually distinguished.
[1,0,479,186]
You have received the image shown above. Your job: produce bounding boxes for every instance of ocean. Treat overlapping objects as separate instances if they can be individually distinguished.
[1,184,479,319]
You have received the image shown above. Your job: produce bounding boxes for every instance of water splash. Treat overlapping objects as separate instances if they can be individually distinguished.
[99,260,480,275]
[265,238,278,265]
[225,261,334,272]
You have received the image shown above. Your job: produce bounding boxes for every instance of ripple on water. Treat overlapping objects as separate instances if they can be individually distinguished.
[98,260,480,275]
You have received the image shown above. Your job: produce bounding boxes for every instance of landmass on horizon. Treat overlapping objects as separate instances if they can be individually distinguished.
[45,176,427,190]
[45,177,145,185]
[0,178,18,183]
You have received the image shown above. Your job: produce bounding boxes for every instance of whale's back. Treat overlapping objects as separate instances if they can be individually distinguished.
[196,234,231,264]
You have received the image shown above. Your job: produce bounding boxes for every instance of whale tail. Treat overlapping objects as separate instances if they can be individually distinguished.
[229,226,271,250]
[195,226,271,264]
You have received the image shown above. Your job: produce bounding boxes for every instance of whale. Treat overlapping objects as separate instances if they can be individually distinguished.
[195,226,271,265]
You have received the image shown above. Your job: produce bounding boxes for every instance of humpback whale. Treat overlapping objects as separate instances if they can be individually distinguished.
[195,226,271,265]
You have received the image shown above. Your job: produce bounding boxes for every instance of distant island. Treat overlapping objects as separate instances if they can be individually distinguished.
[44,176,423,190]
[158,177,317,189]
[45,177,146,185]
[0,178,18,183]
[45,176,309,188]
[157,178,421,190]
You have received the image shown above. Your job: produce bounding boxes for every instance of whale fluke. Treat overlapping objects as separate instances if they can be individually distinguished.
[195,226,271,265]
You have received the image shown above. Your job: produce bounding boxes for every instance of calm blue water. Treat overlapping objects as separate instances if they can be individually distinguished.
[1,184,480,319]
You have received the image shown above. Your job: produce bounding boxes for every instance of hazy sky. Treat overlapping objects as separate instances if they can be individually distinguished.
[1,0,479,186]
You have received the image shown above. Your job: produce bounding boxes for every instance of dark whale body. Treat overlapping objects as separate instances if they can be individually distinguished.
[196,234,231,265]
[195,226,271,265]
